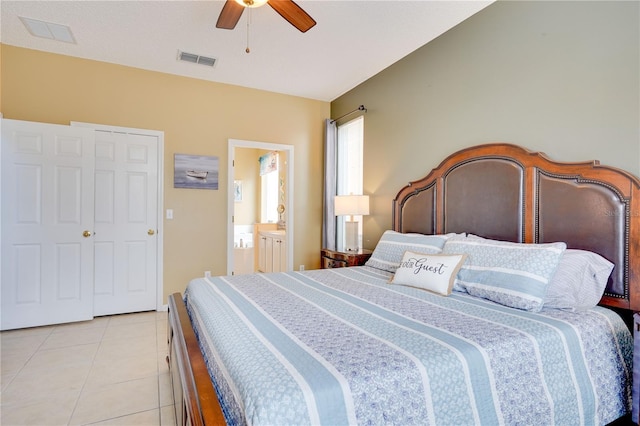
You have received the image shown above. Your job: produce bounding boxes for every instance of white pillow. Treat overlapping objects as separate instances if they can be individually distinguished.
[543,249,614,311]
[443,234,566,312]
[365,230,458,273]
[390,251,467,296]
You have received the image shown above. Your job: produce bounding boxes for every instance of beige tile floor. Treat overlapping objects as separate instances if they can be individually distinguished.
[0,311,174,426]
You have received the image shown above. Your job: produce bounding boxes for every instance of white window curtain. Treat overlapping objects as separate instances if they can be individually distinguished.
[323,119,337,250]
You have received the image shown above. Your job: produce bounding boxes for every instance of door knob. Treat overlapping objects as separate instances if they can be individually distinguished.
[148,229,155,236]
[83,230,92,238]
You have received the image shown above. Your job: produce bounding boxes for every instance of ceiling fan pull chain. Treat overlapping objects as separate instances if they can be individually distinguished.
[245,8,251,53]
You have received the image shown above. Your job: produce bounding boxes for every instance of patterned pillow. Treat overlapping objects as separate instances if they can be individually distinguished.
[365,230,456,273]
[390,251,467,296]
[543,249,614,311]
[443,234,566,312]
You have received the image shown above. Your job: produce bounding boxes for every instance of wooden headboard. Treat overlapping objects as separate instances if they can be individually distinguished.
[392,143,640,311]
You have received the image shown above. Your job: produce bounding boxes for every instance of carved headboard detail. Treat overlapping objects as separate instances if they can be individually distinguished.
[392,143,640,311]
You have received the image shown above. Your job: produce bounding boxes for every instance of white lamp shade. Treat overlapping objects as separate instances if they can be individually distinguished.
[334,195,370,216]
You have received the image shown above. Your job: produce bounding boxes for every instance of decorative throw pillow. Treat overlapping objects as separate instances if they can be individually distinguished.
[543,249,614,311]
[443,234,566,312]
[365,230,458,273]
[390,251,467,296]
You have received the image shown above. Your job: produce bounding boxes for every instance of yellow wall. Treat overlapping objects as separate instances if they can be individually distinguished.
[233,148,262,226]
[1,44,329,303]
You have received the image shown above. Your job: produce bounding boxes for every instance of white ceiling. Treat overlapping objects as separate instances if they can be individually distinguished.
[1,0,493,102]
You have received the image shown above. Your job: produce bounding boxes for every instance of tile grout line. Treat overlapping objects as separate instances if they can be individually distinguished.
[73,313,166,425]
[67,316,111,426]
[0,325,55,394]
[1,312,168,425]
[157,316,164,425]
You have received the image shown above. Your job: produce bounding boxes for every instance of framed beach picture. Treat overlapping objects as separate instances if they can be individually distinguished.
[234,180,242,202]
[174,154,219,190]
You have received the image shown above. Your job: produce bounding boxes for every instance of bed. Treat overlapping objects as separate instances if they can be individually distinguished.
[167,143,640,425]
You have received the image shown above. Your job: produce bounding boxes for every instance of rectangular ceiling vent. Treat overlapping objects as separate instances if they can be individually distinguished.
[20,16,76,44]
[178,51,217,68]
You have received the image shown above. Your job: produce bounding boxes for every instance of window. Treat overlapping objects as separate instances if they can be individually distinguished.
[260,152,279,223]
[336,116,364,250]
[261,170,279,223]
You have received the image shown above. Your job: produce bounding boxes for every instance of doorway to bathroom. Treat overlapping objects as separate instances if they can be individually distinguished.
[227,139,294,275]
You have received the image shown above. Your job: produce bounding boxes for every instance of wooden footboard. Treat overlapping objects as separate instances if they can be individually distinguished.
[167,292,227,426]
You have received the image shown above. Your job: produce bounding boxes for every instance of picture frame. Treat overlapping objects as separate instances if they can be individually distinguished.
[174,154,219,190]
[234,180,243,202]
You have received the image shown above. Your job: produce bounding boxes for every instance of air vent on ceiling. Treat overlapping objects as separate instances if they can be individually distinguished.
[178,51,217,67]
[19,16,76,44]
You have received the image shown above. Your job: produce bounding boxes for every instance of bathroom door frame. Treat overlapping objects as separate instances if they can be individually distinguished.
[227,139,294,275]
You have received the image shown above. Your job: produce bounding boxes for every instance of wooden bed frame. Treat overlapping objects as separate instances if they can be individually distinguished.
[167,143,640,425]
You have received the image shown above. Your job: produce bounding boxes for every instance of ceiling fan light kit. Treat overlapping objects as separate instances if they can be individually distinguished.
[216,0,316,33]
[235,0,268,8]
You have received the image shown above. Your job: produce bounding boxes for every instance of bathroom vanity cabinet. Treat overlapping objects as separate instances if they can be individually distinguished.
[258,230,286,273]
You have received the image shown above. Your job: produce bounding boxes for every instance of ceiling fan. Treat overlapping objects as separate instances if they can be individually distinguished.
[216,0,316,33]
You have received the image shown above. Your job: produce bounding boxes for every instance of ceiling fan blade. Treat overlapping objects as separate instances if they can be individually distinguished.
[268,0,316,33]
[216,0,245,30]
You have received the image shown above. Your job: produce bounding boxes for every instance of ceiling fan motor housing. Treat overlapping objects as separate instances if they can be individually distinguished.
[236,0,268,8]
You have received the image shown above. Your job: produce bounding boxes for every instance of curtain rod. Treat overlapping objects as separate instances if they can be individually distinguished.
[330,105,367,123]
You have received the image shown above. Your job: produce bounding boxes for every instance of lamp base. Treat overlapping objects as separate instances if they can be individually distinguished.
[345,220,359,251]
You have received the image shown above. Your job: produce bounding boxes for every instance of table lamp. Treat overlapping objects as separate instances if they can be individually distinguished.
[334,195,370,251]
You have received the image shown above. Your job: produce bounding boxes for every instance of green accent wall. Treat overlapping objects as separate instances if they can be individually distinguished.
[332,1,639,247]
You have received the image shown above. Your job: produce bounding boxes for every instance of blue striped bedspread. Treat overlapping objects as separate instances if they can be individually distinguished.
[184,265,632,426]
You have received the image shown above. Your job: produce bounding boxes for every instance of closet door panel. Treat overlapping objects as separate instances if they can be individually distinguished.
[92,130,158,316]
[1,119,95,330]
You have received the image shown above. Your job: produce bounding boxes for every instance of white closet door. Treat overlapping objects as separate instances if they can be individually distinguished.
[93,129,159,316]
[1,119,95,330]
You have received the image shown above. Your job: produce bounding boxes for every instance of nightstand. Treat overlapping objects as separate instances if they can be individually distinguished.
[321,248,373,269]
